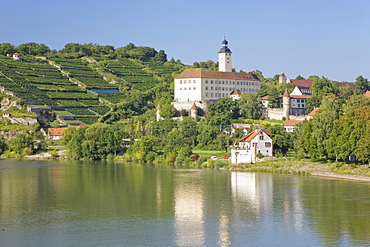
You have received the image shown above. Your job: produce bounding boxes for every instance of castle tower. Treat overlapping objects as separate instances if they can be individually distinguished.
[279,72,287,84]
[218,39,232,72]
[282,89,290,120]
[156,103,162,121]
[190,103,197,119]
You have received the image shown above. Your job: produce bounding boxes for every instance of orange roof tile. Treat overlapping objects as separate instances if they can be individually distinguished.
[284,120,303,126]
[365,91,370,97]
[307,107,320,116]
[48,128,65,136]
[175,68,259,81]
[239,129,269,142]
[190,103,197,110]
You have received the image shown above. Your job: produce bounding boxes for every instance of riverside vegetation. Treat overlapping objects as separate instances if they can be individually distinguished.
[0,42,370,178]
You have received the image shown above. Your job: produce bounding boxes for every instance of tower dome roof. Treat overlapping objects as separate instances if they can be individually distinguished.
[219,39,232,53]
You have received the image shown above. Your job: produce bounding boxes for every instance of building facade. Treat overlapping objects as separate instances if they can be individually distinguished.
[173,39,260,110]
[230,129,273,164]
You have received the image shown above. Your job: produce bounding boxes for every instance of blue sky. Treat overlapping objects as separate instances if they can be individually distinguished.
[1,0,369,82]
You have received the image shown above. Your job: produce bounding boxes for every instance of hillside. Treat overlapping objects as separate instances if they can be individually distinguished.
[0,48,187,126]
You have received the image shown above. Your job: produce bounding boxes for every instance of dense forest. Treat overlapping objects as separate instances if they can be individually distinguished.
[0,42,369,164]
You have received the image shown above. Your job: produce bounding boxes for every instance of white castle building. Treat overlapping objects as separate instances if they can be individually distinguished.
[172,39,260,111]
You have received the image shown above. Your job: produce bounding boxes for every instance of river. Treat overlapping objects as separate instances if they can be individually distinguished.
[0,160,370,246]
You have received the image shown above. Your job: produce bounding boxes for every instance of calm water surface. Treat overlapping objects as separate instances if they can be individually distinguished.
[1,160,370,246]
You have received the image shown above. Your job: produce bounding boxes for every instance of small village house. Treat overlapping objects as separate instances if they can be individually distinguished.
[231,129,273,164]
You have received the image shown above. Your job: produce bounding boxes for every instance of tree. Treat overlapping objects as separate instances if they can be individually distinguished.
[8,132,34,155]
[160,103,177,118]
[18,42,50,55]
[298,94,341,159]
[0,43,15,55]
[354,75,369,95]
[207,97,239,119]
[153,50,167,63]
[238,93,261,119]
[81,124,125,160]
[311,76,339,98]
[127,135,158,162]
[0,137,7,155]
[295,75,306,80]
[269,125,292,156]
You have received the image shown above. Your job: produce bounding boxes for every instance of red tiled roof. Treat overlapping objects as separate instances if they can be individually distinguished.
[284,120,303,126]
[175,68,259,81]
[239,129,269,142]
[338,82,355,90]
[307,107,320,116]
[48,128,64,136]
[290,80,313,88]
[190,103,197,110]
[365,91,370,97]
[239,129,260,142]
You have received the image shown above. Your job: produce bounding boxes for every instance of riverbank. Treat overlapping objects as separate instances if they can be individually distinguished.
[21,151,370,182]
[225,159,370,182]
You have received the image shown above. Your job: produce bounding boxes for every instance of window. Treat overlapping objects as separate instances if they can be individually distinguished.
[252,143,258,147]
[193,80,196,83]
[265,142,271,148]
[184,80,187,84]
[205,93,208,97]
[189,87,191,90]
[206,80,208,84]
[180,80,182,84]
[206,87,208,90]
[211,87,214,90]
[237,82,239,85]
[298,104,301,107]
[193,87,196,90]
[180,87,182,90]
[259,135,264,140]
[211,80,213,84]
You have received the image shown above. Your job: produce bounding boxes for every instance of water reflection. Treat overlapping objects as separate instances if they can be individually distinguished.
[174,172,204,246]
[1,161,370,246]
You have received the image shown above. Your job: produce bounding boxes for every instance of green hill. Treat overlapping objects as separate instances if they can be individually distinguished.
[0,42,188,125]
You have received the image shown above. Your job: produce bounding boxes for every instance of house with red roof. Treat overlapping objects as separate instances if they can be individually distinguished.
[230,129,273,164]
[284,119,303,132]
[306,107,320,120]
[263,73,355,120]
[47,128,65,140]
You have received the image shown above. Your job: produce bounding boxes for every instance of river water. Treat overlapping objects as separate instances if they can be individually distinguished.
[1,160,370,247]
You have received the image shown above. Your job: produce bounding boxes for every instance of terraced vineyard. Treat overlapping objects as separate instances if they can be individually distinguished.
[0,55,115,125]
[0,51,185,125]
[107,58,160,91]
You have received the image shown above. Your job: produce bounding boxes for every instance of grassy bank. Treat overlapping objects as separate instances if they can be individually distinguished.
[222,158,370,180]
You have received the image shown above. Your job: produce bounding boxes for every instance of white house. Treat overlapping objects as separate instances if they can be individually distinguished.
[231,129,273,164]
[173,39,260,110]
[283,120,303,132]
[12,53,20,60]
